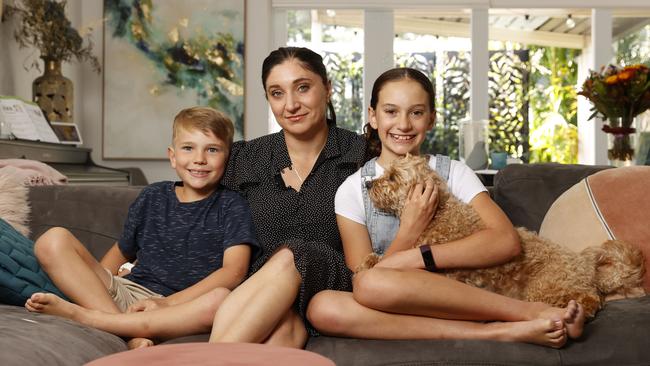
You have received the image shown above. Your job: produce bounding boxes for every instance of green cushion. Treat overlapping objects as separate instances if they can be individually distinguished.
[0,218,67,305]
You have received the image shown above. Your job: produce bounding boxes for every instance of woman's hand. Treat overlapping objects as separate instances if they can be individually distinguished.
[398,178,439,239]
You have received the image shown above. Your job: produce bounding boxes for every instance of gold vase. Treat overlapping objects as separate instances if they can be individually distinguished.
[32,57,73,123]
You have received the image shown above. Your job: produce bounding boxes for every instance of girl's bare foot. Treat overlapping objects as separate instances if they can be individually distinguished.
[25,292,82,321]
[538,300,585,339]
[492,318,567,348]
[128,337,154,349]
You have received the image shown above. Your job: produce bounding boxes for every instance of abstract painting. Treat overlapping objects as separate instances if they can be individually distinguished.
[103,0,244,159]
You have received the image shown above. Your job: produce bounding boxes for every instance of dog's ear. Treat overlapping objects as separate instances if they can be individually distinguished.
[584,240,646,296]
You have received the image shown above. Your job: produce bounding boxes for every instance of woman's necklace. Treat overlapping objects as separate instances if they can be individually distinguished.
[291,152,320,184]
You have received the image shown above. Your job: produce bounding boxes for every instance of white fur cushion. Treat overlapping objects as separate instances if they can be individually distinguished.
[0,172,30,237]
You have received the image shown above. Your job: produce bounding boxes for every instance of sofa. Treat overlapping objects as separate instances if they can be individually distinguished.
[1,163,649,366]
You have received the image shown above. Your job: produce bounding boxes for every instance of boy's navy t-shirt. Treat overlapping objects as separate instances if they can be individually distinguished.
[118,181,259,296]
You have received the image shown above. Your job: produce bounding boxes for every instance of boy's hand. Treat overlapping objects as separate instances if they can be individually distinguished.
[127,297,169,312]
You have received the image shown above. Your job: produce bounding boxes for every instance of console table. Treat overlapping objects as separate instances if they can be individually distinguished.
[0,139,131,186]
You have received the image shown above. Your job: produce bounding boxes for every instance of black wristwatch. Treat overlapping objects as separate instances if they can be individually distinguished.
[419,245,438,272]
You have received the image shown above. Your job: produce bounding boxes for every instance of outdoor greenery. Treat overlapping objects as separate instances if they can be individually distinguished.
[615,24,650,67]
[323,52,363,132]
[528,46,579,164]
[287,12,650,164]
[488,49,530,161]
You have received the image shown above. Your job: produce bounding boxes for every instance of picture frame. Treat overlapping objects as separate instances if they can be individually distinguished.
[50,122,83,145]
[102,0,245,159]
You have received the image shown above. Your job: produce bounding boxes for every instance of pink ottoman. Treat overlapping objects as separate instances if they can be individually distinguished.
[85,342,335,366]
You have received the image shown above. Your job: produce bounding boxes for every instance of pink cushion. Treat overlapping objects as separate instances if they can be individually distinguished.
[85,342,335,366]
[540,166,650,291]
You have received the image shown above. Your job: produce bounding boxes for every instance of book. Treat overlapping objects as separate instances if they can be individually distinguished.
[0,96,62,144]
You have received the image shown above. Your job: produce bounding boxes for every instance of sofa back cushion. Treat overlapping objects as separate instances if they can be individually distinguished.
[28,185,143,260]
[492,163,611,231]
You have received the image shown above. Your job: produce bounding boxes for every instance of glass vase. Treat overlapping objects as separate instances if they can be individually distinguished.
[607,131,635,167]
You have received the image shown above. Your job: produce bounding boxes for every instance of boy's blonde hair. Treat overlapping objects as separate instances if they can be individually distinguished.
[172,107,234,149]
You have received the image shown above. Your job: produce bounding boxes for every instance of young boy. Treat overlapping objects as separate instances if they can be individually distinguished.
[26,107,259,346]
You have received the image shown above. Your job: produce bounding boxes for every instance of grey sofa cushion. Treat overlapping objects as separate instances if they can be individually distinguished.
[492,163,612,232]
[28,185,142,259]
[0,304,127,366]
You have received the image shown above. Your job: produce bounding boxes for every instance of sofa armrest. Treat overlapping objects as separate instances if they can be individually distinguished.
[492,163,612,232]
[28,185,142,259]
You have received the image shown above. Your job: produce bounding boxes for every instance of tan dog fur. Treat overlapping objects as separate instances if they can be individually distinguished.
[358,154,646,318]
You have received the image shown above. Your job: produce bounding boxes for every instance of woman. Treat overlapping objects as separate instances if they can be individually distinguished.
[306,67,584,348]
[24,47,365,348]
[208,47,365,346]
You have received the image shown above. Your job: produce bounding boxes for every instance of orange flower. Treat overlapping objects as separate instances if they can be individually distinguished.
[580,63,650,127]
[624,65,643,72]
[617,70,635,81]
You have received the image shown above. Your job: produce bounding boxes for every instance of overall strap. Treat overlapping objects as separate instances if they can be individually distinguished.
[360,157,378,228]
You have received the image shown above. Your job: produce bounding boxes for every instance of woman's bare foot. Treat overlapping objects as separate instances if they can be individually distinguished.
[538,300,585,339]
[491,318,567,348]
[128,337,154,349]
[25,292,83,321]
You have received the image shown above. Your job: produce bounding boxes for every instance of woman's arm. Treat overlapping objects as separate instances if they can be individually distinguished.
[376,192,520,270]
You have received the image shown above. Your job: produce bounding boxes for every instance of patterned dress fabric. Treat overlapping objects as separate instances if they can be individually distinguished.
[221,125,366,334]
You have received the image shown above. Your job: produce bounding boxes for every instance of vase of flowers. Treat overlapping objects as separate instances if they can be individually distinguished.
[579,64,650,166]
[4,0,100,123]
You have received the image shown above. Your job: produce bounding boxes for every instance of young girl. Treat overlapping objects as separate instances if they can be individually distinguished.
[307,67,585,348]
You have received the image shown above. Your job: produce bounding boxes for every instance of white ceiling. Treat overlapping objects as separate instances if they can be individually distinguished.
[315,9,650,48]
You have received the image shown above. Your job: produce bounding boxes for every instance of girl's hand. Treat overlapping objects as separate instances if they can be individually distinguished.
[398,178,439,238]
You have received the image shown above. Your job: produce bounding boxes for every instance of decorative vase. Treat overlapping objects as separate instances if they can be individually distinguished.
[32,57,73,123]
[605,125,636,167]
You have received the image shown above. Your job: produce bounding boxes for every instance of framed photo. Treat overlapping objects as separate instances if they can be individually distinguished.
[102,0,244,159]
[50,122,83,145]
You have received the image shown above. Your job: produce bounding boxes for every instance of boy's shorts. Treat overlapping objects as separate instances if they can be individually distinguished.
[105,269,162,312]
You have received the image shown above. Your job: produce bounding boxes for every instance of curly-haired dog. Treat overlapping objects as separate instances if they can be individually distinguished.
[359,154,646,318]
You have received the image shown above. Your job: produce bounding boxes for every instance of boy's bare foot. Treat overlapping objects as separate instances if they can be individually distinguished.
[128,337,154,349]
[538,300,585,339]
[25,292,82,321]
[493,318,567,348]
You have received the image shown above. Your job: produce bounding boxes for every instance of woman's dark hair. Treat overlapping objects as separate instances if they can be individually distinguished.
[262,47,336,125]
[364,67,436,160]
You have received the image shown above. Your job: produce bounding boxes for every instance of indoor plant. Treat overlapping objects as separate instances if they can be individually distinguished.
[4,0,100,122]
[579,64,650,165]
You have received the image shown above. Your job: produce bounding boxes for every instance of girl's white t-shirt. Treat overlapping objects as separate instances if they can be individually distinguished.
[335,155,487,226]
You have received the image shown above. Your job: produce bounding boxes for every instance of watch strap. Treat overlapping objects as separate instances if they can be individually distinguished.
[419,245,438,272]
